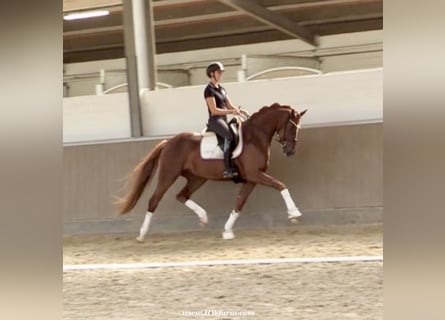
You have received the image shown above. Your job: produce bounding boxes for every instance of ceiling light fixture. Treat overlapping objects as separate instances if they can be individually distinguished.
[63,10,109,21]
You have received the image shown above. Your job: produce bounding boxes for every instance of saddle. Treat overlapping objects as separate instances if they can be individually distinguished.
[200,118,244,160]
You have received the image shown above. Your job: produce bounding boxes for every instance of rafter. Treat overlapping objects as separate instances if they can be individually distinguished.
[217,0,317,46]
[64,25,123,38]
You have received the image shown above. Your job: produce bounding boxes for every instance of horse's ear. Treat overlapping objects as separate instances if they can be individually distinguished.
[300,109,308,116]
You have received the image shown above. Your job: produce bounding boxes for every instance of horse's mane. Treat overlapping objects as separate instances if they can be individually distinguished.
[247,102,291,122]
[247,106,270,122]
[243,103,291,144]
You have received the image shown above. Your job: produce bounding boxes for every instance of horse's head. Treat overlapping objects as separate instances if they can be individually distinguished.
[276,106,307,156]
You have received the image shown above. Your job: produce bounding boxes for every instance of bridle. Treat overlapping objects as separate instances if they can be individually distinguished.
[276,116,301,147]
[289,119,301,129]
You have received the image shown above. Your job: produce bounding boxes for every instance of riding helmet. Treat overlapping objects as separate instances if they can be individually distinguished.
[206,62,224,77]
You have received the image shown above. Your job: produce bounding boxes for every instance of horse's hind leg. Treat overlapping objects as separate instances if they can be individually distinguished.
[222,182,256,240]
[136,165,181,242]
[176,173,208,226]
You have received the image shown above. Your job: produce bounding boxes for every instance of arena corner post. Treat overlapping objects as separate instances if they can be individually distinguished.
[123,0,157,138]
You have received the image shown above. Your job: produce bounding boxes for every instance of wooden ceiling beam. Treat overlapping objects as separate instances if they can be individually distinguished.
[217,0,317,46]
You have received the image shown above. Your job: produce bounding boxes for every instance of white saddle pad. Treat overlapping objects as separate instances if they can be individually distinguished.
[200,125,243,160]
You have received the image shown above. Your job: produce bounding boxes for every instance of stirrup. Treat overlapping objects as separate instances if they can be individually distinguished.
[223,168,239,179]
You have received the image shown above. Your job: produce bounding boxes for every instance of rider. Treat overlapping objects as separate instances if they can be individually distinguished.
[204,62,249,178]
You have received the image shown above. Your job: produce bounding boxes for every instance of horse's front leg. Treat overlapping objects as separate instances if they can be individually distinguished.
[222,182,256,240]
[249,171,302,223]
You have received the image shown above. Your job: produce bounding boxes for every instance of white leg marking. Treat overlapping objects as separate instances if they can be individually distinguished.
[222,210,239,240]
[185,199,208,224]
[280,189,302,219]
[136,211,153,242]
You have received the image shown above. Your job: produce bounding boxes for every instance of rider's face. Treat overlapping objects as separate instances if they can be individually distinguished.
[213,70,223,81]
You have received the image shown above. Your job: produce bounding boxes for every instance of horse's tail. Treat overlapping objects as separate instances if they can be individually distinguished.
[115,140,168,215]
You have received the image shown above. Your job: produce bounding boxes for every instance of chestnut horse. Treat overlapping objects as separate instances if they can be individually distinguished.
[116,102,307,240]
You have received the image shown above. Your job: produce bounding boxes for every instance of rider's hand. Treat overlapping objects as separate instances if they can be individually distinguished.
[231,109,241,115]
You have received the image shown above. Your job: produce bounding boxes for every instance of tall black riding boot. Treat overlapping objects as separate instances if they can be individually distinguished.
[223,138,238,178]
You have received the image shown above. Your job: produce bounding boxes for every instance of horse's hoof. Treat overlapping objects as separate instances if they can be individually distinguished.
[199,221,207,228]
[136,236,145,243]
[290,218,299,224]
[288,208,302,218]
[200,216,208,225]
[222,230,235,240]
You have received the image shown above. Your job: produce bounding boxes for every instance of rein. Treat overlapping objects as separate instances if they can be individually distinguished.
[243,115,300,146]
[236,104,305,149]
